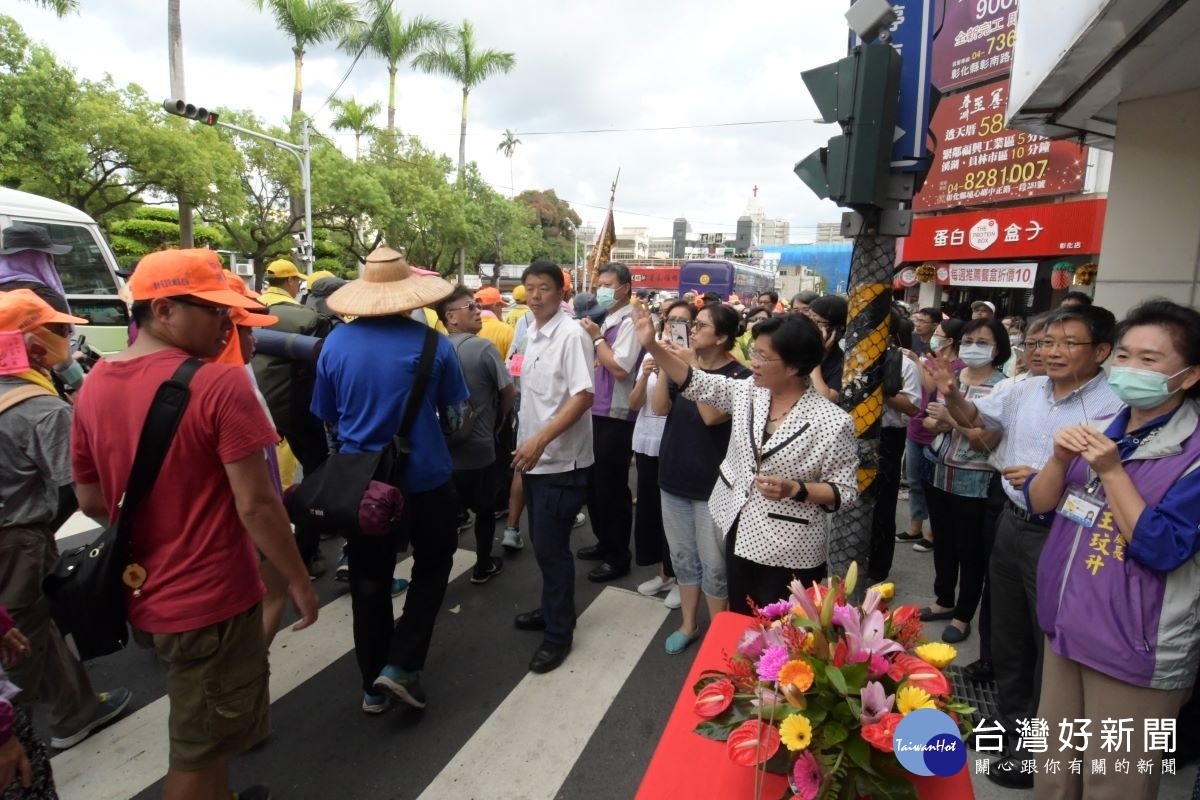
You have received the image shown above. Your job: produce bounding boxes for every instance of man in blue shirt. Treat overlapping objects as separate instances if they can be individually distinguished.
[312,247,468,714]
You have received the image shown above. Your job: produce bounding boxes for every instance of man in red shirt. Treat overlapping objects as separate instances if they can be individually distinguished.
[71,249,319,800]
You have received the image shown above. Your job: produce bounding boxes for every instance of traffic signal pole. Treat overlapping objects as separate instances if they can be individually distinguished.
[163,99,314,270]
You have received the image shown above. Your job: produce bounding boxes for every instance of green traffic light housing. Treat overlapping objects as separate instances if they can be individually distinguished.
[795,43,901,211]
[162,98,219,126]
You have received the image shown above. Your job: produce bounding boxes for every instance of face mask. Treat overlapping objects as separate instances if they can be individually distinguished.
[1108,366,1189,409]
[959,343,995,367]
[596,287,617,310]
[1009,335,1023,348]
[928,335,944,352]
[26,327,71,367]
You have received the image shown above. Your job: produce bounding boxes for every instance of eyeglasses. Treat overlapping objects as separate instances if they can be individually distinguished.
[1030,339,1095,351]
[750,350,783,364]
[691,321,713,331]
[173,297,230,318]
[447,302,481,313]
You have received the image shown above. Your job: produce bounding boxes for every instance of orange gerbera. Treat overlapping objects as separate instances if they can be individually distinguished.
[776,659,815,692]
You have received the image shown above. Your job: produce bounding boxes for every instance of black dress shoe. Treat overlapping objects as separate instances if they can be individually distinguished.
[576,544,605,561]
[514,608,546,631]
[986,756,1034,789]
[962,658,994,682]
[587,562,630,583]
[529,641,571,673]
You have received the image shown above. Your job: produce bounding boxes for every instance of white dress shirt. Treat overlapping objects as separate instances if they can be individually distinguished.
[518,310,595,474]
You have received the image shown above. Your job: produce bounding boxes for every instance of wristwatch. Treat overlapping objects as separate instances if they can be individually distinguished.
[593,337,606,347]
[791,482,809,502]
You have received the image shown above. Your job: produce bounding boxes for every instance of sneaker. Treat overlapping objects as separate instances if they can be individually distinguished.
[502,526,524,552]
[307,554,327,579]
[232,786,272,800]
[50,688,133,750]
[663,585,682,609]
[573,512,586,529]
[373,666,427,709]
[335,551,350,582]
[637,575,676,596]
[457,511,473,532]
[895,530,924,542]
[361,691,391,715]
[390,578,410,596]
[912,538,934,553]
[470,557,504,585]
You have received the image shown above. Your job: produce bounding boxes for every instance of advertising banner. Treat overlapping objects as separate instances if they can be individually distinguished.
[948,262,1037,288]
[913,79,1086,211]
[902,198,1106,262]
[932,0,1018,91]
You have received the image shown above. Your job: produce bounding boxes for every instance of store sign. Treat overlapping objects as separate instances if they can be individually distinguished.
[913,79,1086,211]
[902,198,1106,261]
[948,262,1036,288]
[932,0,1018,91]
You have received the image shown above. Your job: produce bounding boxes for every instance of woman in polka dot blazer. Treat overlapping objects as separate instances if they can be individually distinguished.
[632,306,859,613]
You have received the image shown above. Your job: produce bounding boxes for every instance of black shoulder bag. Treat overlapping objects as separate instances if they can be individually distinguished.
[287,325,438,536]
[43,358,202,661]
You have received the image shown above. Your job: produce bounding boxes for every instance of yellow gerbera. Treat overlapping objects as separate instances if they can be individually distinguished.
[779,713,813,752]
[897,685,936,715]
[777,659,815,692]
[915,642,957,670]
[868,582,895,601]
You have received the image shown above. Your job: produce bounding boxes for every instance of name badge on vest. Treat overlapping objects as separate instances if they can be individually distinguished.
[1058,486,1104,528]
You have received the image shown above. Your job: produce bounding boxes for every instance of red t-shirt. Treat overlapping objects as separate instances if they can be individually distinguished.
[71,349,278,634]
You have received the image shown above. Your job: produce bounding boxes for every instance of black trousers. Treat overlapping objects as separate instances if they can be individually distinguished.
[284,413,333,565]
[726,521,826,616]
[524,469,590,645]
[988,505,1050,753]
[978,474,1007,663]
[632,453,673,575]
[345,480,458,693]
[866,426,907,582]
[586,416,635,568]
[453,464,498,565]
[925,482,988,624]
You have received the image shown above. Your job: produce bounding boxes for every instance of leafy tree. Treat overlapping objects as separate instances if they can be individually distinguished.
[17,0,78,16]
[107,207,224,263]
[328,96,381,160]
[413,19,515,282]
[251,0,358,116]
[340,2,448,131]
[496,129,520,198]
[514,188,581,264]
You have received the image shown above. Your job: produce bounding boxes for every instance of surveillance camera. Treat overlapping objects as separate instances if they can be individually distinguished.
[845,0,898,43]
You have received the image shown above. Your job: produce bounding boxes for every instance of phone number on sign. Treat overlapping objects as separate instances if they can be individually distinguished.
[954,160,1050,192]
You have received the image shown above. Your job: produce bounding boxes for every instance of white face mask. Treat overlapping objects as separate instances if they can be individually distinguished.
[959,343,995,367]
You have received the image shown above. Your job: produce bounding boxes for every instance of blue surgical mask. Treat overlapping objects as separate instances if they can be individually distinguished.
[596,287,617,309]
[959,343,994,367]
[1108,366,1189,410]
[928,335,944,352]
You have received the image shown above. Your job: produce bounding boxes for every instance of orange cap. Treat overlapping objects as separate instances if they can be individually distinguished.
[129,249,262,309]
[223,270,261,299]
[474,286,504,306]
[0,288,88,332]
[230,307,279,328]
[561,268,572,294]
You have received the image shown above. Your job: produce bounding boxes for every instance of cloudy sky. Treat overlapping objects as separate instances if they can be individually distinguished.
[11,0,853,241]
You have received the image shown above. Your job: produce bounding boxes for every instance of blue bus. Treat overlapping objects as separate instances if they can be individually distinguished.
[678,259,774,301]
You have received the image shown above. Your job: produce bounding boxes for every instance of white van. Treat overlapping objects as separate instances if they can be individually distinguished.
[0,187,128,353]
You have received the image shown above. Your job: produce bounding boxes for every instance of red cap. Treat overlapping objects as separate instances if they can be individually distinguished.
[129,249,262,309]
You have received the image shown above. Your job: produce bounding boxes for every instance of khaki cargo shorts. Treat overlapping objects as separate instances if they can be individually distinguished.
[141,604,269,770]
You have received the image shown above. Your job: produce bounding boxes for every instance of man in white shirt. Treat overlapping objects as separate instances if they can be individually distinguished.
[511,260,595,674]
[576,263,644,583]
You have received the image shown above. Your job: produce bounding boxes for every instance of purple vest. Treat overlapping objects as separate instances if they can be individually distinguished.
[592,320,643,421]
[1036,405,1200,689]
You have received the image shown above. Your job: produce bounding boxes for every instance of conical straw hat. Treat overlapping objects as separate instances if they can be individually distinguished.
[327,246,454,317]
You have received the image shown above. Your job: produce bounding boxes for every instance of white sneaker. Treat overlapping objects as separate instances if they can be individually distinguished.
[502,527,524,552]
[637,576,676,596]
[663,585,682,609]
[573,512,586,529]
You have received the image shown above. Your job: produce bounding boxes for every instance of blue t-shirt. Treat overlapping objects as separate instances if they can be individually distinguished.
[311,316,469,493]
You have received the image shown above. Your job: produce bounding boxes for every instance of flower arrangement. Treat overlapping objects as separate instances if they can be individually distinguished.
[914,264,938,284]
[1073,262,1098,286]
[691,564,973,800]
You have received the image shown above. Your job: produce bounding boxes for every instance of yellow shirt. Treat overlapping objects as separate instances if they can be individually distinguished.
[478,314,514,360]
[260,286,299,307]
[505,305,531,327]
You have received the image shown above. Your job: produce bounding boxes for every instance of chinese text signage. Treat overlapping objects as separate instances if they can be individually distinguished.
[914,79,1086,211]
[949,262,1036,288]
[932,0,1018,91]
[902,198,1106,261]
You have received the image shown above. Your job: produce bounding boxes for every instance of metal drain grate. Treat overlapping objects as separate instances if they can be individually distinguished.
[946,665,1000,729]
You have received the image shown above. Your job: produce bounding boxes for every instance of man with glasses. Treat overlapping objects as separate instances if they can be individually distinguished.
[934,305,1123,787]
[72,249,319,800]
[436,288,516,585]
[911,307,940,356]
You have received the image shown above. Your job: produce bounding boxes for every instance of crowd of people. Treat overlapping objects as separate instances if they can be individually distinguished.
[1,224,1199,799]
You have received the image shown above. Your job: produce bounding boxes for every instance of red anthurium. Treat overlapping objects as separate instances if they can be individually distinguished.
[727,720,781,766]
[862,712,903,753]
[891,653,951,697]
[694,678,735,719]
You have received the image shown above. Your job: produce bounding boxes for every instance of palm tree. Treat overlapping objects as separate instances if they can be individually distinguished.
[329,97,381,160]
[341,1,448,132]
[252,0,358,116]
[414,20,515,281]
[497,129,521,198]
[19,0,79,14]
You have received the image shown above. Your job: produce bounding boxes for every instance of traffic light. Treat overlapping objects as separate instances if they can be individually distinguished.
[161,98,219,126]
[795,43,901,210]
